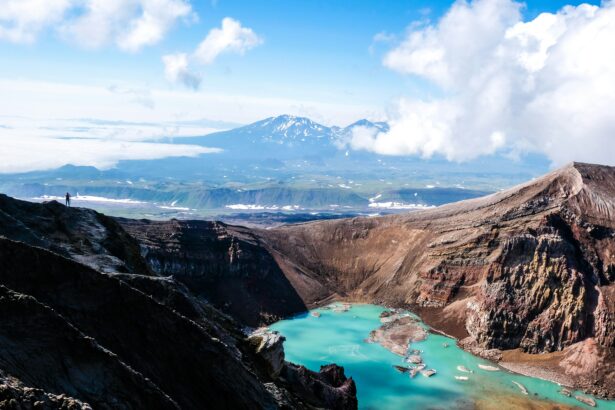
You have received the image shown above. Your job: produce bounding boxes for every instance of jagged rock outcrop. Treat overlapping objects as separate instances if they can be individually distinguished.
[248,329,286,378]
[279,364,358,410]
[0,370,91,410]
[0,194,149,275]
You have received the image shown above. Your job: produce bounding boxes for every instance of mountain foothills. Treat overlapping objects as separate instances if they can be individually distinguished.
[0,162,614,408]
[0,115,545,215]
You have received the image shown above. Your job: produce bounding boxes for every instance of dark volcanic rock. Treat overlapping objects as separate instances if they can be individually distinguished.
[0,370,91,410]
[0,194,149,275]
[0,285,179,409]
[280,364,357,410]
[117,218,307,326]
[0,238,274,409]
[0,195,358,409]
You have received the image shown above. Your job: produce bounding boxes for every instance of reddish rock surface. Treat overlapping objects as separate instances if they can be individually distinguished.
[260,162,615,397]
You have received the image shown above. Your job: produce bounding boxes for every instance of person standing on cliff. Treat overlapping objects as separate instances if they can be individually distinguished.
[65,192,71,207]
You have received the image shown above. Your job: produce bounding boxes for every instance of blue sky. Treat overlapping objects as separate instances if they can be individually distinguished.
[0,0,601,124]
[1,0,613,172]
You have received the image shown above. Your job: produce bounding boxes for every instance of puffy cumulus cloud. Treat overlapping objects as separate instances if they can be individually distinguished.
[0,0,193,51]
[0,0,71,43]
[0,136,219,174]
[193,17,263,64]
[352,0,615,166]
[63,0,194,51]
[162,53,201,89]
[163,17,262,88]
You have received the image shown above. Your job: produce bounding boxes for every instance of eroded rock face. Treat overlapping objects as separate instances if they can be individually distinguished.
[280,364,357,410]
[246,328,358,410]
[248,329,286,378]
[260,162,615,396]
[117,219,307,326]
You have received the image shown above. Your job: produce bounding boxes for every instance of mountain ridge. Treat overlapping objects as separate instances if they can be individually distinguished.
[259,161,615,397]
[185,114,388,153]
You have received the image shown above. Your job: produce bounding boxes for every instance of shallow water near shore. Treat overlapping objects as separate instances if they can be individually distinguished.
[270,304,615,410]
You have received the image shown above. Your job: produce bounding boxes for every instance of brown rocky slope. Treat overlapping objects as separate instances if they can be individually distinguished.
[259,162,615,397]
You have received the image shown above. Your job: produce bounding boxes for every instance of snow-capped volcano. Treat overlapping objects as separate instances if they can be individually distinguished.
[248,115,331,141]
[184,115,389,159]
[342,119,389,134]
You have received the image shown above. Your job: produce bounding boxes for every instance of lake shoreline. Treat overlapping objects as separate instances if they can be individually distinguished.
[307,300,614,406]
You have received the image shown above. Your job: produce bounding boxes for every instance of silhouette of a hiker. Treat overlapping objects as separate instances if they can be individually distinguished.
[65,192,71,207]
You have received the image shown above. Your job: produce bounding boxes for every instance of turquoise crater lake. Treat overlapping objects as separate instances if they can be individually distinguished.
[270,304,614,410]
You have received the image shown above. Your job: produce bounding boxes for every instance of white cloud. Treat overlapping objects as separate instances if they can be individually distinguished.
[64,0,194,51]
[0,0,71,43]
[162,53,201,89]
[163,17,262,88]
[0,0,193,50]
[353,0,615,166]
[193,17,262,64]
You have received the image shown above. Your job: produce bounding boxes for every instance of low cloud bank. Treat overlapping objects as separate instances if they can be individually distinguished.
[0,136,219,173]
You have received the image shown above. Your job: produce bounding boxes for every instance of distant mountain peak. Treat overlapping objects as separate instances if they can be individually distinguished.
[242,115,330,141]
[187,114,390,155]
[263,114,311,124]
[343,119,389,133]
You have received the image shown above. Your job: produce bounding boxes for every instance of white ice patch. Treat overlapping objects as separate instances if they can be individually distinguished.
[226,204,266,210]
[35,195,145,204]
[225,204,301,211]
[158,205,192,211]
[368,202,435,210]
